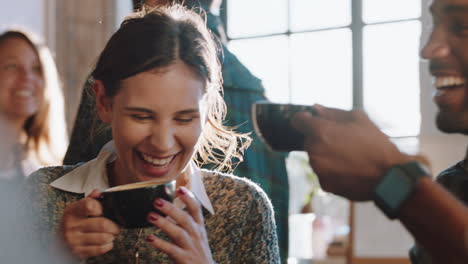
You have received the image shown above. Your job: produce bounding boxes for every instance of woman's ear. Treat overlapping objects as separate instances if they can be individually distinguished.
[93,80,112,124]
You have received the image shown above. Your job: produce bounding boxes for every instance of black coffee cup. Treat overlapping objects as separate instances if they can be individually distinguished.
[252,101,317,152]
[98,181,176,228]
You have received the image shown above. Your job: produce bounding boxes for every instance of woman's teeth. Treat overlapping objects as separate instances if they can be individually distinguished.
[141,152,173,167]
[435,76,466,89]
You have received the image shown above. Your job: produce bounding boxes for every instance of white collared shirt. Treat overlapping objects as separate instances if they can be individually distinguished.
[50,141,214,214]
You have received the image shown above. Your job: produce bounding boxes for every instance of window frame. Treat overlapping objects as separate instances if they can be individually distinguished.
[221,0,422,140]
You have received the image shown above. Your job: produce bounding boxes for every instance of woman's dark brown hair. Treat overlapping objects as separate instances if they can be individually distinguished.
[132,0,216,11]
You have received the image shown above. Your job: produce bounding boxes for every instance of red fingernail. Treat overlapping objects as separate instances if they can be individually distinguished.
[178,187,186,195]
[146,235,155,242]
[148,213,158,222]
[154,199,164,208]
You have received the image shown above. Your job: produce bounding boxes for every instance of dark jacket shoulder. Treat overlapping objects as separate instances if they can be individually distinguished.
[436,161,468,204]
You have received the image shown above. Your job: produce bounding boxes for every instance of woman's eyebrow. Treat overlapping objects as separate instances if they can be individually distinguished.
[123,107,199,115]
[123,107,154,114]
[176,109,200,114]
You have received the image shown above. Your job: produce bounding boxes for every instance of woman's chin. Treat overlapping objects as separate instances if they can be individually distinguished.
[137,169,178,183]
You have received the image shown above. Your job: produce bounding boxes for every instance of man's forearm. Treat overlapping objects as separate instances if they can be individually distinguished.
[398,177,468,263]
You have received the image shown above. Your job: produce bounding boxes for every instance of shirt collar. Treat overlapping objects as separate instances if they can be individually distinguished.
[50,141,214,214]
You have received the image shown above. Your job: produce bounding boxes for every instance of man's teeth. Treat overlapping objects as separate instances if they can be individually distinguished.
[435,76,466,89]
[141,153,173,166]
[14,90,33,97]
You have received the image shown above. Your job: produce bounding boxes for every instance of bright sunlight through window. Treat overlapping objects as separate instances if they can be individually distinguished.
[226,0,421,138]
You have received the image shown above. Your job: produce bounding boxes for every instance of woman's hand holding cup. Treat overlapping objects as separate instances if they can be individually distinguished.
[146,186,215,264]
[60,189,121,259]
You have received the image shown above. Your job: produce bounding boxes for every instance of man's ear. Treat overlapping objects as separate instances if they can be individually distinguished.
[93,80,112,124]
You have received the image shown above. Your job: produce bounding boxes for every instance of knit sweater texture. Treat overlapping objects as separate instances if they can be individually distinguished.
[24,165,280,264]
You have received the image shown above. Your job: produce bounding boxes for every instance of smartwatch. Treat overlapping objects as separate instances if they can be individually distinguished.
[373,161,429,219]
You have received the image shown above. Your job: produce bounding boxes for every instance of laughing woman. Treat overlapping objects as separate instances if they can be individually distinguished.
[25,4,279,264]
[0,29,67,181]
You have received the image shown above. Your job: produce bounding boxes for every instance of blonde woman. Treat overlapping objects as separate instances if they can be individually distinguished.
[0,29,67,181]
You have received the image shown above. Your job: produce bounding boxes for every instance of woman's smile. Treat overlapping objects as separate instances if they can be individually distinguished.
[98,61,205,187]
[136,150,179,179]
[140,152,175,166]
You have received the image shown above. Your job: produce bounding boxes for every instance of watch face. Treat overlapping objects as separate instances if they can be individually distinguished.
[373,162,428,219]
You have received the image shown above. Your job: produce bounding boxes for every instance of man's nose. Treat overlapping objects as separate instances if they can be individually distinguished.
[420,28,450,60]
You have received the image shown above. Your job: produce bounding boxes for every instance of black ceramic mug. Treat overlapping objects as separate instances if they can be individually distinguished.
[252,101,317,152]
[98,181,176,228]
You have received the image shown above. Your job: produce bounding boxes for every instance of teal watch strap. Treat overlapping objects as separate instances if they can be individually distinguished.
[373,161,429,219]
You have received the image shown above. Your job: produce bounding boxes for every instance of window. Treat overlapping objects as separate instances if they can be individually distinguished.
[223,0,422,260]
[224,0,422,138]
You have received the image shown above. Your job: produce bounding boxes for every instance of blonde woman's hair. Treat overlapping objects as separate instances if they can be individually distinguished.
[0,29,68,166]
[92,5,250,172]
